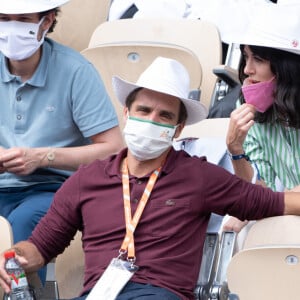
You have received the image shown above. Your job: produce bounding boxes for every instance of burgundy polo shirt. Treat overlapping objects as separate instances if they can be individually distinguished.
[30,148,284,300]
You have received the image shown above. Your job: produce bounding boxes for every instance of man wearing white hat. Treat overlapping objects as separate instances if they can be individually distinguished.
[1,56,300,299]
[0,0,123,282]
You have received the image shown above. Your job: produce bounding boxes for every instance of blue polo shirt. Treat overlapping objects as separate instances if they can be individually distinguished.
[0,38,119,187]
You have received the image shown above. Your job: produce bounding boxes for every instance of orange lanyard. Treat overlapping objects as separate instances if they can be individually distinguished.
[120,158,162,262]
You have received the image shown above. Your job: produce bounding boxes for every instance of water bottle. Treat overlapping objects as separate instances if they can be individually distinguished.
[3,250,35,300]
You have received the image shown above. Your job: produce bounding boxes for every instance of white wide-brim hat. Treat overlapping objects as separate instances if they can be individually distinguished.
[0,0,70,14]
[233,2,300,55]
[112,56,208,125]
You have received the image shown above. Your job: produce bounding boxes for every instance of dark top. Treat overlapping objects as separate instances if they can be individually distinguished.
[29,148,284,299]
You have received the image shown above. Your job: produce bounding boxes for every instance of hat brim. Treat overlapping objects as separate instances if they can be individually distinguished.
[0,0,70,13]
[112,76,208,125]
[230,3,300,56]
[235,33,300,56]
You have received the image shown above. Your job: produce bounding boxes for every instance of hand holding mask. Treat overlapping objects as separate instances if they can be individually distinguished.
[241,78,276,113]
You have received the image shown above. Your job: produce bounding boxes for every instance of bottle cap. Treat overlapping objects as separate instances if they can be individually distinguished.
[4,250,15,259]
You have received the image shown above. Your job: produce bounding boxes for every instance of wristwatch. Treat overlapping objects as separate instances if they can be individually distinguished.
[47,148,55,167]
[227,151,250,161]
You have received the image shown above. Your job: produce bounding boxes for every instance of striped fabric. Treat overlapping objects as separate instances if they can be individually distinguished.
[244,122,300,191]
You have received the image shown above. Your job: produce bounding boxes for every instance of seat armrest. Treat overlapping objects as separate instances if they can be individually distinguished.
[194,233,219,299]
[213,65,240,88]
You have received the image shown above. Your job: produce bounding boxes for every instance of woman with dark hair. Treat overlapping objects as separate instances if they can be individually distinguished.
[224,3,300,232]
[238,45,300,129]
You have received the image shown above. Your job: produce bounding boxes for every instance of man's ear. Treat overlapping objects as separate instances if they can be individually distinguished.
[123,107,129,123]
[174,122,185,139]
[38,12,55,40]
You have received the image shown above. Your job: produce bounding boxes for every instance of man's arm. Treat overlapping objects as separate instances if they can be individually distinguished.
[0,241,44,294]
[37,126,124,171]
[284,192,300,215]
[224,191,300,232]
[0,126,124,175]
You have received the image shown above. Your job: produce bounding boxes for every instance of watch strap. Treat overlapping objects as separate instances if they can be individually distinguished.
[227,151,250,161]
[47,148,55,167]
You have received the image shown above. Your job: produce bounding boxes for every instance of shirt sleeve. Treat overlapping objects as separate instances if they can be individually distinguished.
[244,125,277,190]
[28,169,83,263]
[199,160,284,220]
[71,62,119,138]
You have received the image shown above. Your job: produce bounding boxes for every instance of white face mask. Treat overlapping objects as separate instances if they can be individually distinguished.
[124,116,178,161]
[0,17,47,60]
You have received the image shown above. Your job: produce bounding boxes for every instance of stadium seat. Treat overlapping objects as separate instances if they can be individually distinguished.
[49,0,111,51]
[81,18,222,129]
[227,215,300,300]
[177,117,230,140]
[0,216,13,299]
[54,231,84,299]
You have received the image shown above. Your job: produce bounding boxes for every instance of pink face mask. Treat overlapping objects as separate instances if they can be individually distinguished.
[241,78,276,113]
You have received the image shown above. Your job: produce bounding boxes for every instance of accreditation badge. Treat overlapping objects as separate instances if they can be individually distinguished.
[86,258,138,300]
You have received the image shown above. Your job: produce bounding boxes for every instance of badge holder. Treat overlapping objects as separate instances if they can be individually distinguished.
[86,251,138,300]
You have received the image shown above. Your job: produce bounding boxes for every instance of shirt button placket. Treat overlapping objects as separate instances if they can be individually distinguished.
[15,91,24,131]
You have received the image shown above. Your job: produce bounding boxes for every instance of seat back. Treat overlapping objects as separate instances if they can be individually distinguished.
[177,117,230,140]
[84,44,201,130]
[227,216,300,300]
[0,216,13,251]
[81,18,222,129]
[0,216,13,299]
[174,118,233,174]
[55,231,84,299]
[48,0,111,51]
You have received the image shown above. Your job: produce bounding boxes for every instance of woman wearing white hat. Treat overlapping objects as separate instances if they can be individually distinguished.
[225,3,300,232]
[0,0,123,282]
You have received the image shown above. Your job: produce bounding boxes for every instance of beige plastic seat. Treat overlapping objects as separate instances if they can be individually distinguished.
[81,18,222,129]
[176,117,230,140]
[0,216,13,299]
[55,231,84,299]
[0,216,13,251]
[48,0,111,51]
[227,215,300,300]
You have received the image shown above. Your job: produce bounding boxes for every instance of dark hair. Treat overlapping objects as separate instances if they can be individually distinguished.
[125,88,188,124]
[239,45,300,128]
[39,8,60,34]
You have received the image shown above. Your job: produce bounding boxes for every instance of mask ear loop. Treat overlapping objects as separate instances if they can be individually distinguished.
[171,123,181,140]
[38,16,46,26]
[37,16,49,41]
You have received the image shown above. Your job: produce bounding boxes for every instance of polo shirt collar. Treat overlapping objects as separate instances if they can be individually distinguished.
[0,55,15,83]
[0,38,50,87]
[105,147,178,178]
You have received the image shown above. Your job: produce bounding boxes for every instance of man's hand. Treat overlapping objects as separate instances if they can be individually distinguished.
[0,242,45,294]
[0,148,45,175]
[223,216,249,233]
[0,250,11,294]
[286,184,300,192]
[0,147,7,174]
[0,249,29,294]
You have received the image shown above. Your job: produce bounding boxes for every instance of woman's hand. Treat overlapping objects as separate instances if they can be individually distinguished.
[226,104,256,154]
